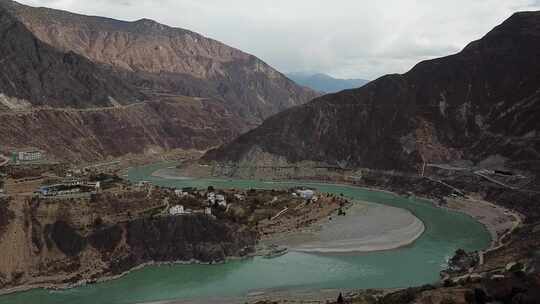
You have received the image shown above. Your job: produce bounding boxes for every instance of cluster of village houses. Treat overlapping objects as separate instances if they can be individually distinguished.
[0,148,326,220]
[3,147,320,217]
[166,187,318,218]
[34,166,120,199]
[36,178,101,198]
[167,189,229,217]
[0,148,112,199]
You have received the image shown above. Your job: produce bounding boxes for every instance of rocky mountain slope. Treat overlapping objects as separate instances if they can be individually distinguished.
[0,0,317,162]
[0,97,244,161]
[1,0,316,123]
[0,6,142,109]
[204,11,540,176]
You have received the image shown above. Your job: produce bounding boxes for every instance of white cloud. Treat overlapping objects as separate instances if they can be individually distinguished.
[17,0,540,79]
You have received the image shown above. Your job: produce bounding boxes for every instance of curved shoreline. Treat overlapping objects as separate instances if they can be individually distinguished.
[292,220,425,254]
[151,167,193,180]
[0,163,502,301]
[150,164,515,254]
[266,202,426,254]
[0,255,251,297]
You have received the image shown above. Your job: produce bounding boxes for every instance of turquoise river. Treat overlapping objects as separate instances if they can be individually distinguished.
[0,162,491,304]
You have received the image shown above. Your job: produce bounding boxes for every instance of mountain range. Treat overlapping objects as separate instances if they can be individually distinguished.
[205,11,540,177]
[0,0,317,162]
[286,72,370,93]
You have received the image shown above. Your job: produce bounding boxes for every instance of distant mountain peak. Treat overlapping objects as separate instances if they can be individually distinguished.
[135,17,156,23]
[286,72,370,93]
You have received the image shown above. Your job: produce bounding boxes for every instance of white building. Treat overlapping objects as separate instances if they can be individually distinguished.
[175,189,188,197]
[207,192,216,204]
[14,149,44,162]
[296,189,315,200]
[208,192,227,207]
[169,205,185,215]
[204,207,212,216]
[216,194,227,207]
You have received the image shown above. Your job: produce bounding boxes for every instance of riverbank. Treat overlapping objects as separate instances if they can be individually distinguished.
[161,287,397,304]
[261,179,517,255]
[441,196,523,255]
[0,254,253,297]
[152,167,193,180]
[263,202,425,253]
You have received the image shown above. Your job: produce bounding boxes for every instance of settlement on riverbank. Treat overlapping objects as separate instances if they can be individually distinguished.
[152,162,516,255]
[152,165,427,254]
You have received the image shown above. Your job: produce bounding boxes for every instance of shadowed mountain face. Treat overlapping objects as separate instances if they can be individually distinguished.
[0,0,317,162]
[286,73,370,93]
[205,11,540,174]
[0,7,143,108]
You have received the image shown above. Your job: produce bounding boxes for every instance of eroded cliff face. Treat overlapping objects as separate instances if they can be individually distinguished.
[0,196,255,290]
[204,12,540,175]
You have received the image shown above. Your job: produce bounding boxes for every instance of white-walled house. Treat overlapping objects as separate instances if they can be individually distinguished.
[216,194,227,207]
[175,189,192,197]
[207,192,216,204]
[169,205,185,215]
[296,189,315,200]
[208,192,227,207]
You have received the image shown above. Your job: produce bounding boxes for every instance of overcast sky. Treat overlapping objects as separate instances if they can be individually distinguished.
[18,0,540,79]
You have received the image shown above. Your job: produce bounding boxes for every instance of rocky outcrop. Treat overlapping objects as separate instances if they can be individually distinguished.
[48,221,87,257]
[0,195,256,290]
[87,226,123,254]
[204,11,540,176]
[125,216,254,265]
